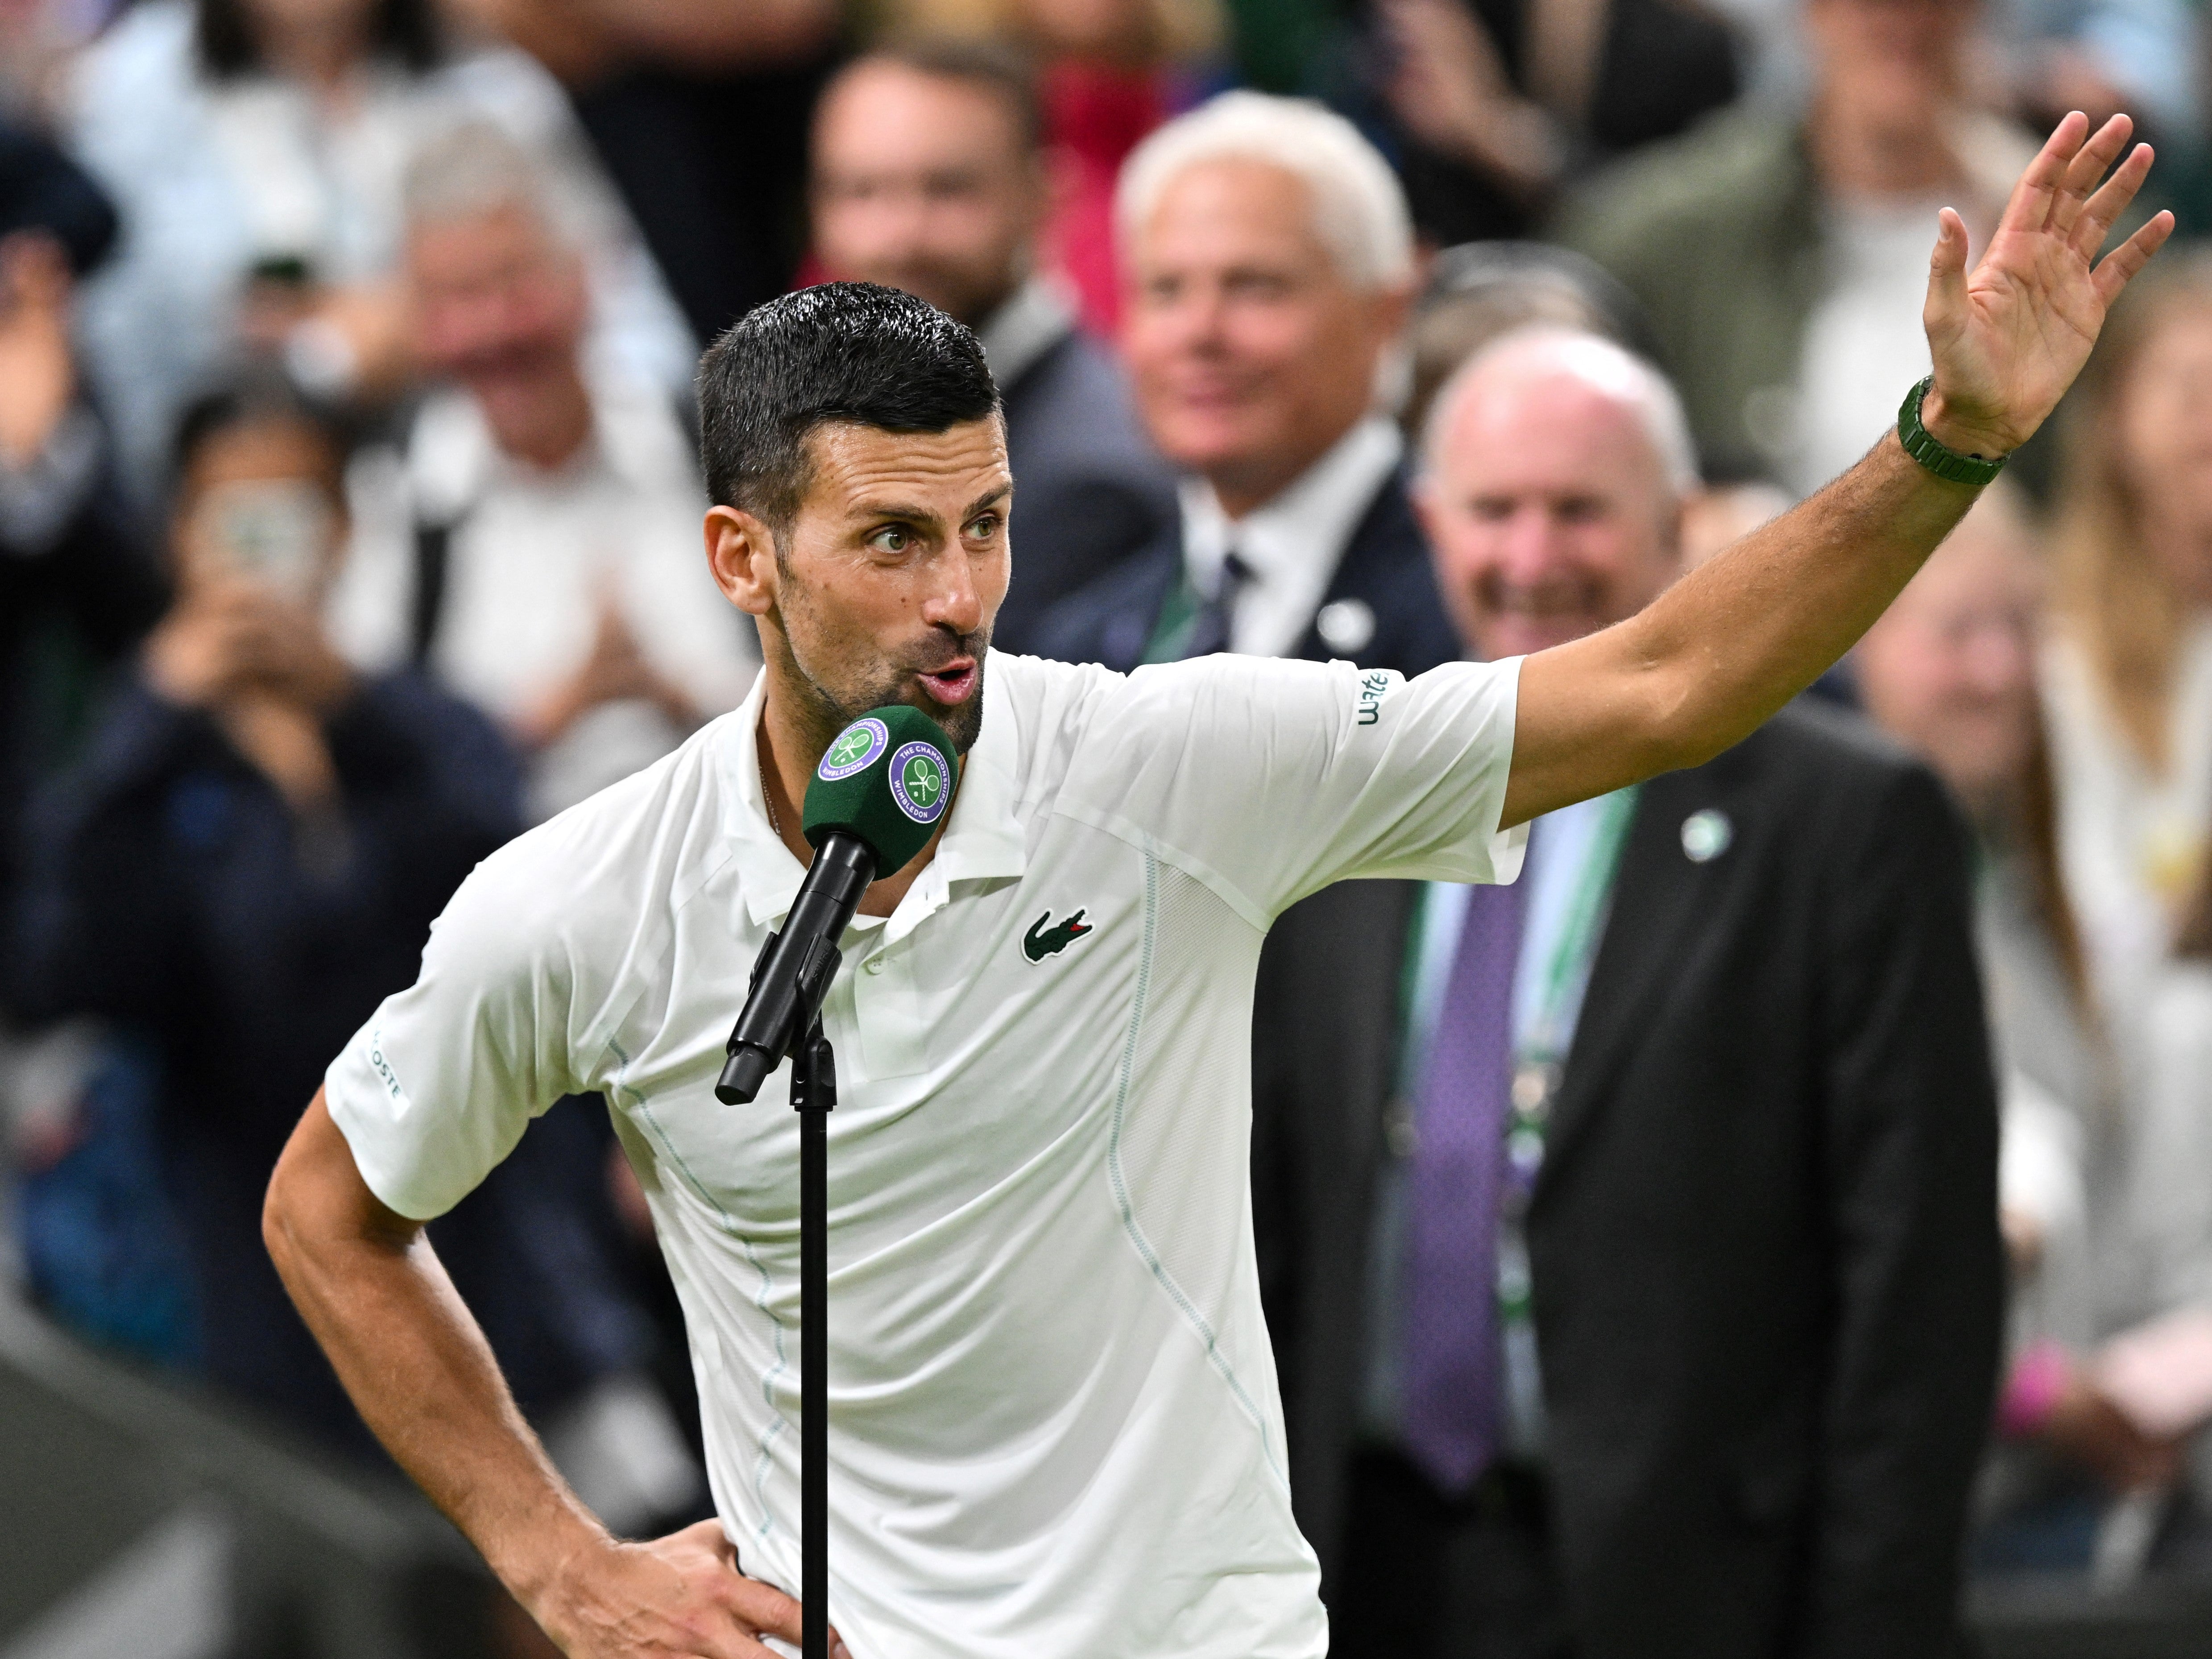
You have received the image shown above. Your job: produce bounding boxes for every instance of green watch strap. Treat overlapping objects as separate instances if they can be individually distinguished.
[1897,376,2008,486]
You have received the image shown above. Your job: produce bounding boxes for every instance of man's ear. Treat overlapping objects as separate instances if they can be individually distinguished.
[1410,469,1443,555]
[705,505,778,617]
[1371,280,1416,354]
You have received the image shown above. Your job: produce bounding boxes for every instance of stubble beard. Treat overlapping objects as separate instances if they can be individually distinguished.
[774,596,991,761]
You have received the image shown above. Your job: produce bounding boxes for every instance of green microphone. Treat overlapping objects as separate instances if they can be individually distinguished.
[716,706,958,1104]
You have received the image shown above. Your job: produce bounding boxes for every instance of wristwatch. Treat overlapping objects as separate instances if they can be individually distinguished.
[1897,376,2008,487]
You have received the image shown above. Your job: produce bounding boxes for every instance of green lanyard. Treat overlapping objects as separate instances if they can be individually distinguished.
[1497,786,1639,1332]
[1140,573,1203,664]
[1508,785,1641,1127]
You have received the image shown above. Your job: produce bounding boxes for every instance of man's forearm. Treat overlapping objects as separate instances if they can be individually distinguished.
[1508,113,2172,828]
[1506,432,1976,825]
[1632,430,1978,754]
[264,1094,606,1604]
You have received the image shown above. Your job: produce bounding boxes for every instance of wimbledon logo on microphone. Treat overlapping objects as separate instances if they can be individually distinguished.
[818,717,890,781]
[889,742,949,825]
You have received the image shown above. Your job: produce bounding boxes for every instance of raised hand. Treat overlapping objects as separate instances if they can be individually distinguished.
[1922,111,2174,460]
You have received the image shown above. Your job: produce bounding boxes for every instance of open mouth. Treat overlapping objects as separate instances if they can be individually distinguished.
[916,659,978,706]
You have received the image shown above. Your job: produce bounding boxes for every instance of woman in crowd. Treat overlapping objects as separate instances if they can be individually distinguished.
[61,0,692,501]
[2042,253,2212,1048]
[1859,490,2210,1576]
[9,376,700,1532]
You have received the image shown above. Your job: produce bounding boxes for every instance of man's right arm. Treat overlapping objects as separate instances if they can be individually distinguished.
[1503,112,2172,829]
[264,1090,836,1659]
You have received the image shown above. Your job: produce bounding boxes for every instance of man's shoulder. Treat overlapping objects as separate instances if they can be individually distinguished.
[447,715,738,952]
[1678,699,1964,859]
[988,649,1126,754]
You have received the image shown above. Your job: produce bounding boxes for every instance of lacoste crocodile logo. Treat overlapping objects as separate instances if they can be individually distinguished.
[1023,908,1095,964]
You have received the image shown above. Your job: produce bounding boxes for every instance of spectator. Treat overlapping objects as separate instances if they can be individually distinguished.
[1374,0,1742,248]
[1556,0,2035,492]
[0,124,164,989]
[1251,327,2002,1658]
[1401,240,1661,443]
[1856,486,2212,1577]
[61,0,694,501]
[809,41,1177,654]
[8,376,702,1530]
[1037,91,1458,679]
[7,376,483,1434]
[1858,488,2101,1278]
[448,0,841,344]
[2042,253,2212,1047]
[327,122,752,823]
[1013,0,1225,335]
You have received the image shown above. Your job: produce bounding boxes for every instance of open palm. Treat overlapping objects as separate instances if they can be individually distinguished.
[1923,111,2174,458]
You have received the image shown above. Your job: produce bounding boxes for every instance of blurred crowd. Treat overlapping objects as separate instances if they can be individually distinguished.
[4,0,2212,1651]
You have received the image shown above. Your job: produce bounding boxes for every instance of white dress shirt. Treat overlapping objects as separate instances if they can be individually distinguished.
[1178,415,1404,658]
[327,649,1525,1659]
[327,373,757,821]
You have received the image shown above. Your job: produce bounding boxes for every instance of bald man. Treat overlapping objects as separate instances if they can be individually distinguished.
[1249,329,2004,1659]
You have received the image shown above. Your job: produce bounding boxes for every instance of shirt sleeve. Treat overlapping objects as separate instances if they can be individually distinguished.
[1061,654,1526,926]
[323,838,582,1220]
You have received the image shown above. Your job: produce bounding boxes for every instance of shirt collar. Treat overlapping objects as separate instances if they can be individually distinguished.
[717,654,1028,938]
[976,275,1076,391]
[1180,414,1404,599]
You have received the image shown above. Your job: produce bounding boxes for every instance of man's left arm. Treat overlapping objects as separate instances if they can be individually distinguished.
[1805,765,2005,1657]
[1504,112,2171,829]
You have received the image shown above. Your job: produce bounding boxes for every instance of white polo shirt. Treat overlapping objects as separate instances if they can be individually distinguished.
[326,648,1524,1659]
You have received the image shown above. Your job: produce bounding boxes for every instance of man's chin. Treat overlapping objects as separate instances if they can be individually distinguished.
[919,668,986,755]
[874,662,987,755]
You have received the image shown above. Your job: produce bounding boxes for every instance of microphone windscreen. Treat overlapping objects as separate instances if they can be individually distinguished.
[802,704,960,876]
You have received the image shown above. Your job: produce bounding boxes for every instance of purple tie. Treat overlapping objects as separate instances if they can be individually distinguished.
[1398,869,1529,1496]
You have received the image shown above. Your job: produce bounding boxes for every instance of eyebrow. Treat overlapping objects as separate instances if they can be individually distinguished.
[849,483,1011,527]
[965,483,1012,518]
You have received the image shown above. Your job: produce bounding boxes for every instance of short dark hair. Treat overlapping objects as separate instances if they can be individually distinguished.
[845,39,1043,155]
[173,372,352,492]
[198,0,440,79]
[696,282,1001,533]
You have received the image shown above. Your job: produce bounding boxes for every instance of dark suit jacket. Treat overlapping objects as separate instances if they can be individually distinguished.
[1031,464,1462,678]
[990,328,1178,655]
[1251,703,2004,1659]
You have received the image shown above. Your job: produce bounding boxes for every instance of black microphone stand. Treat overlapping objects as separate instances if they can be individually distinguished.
[787,1018,834,1659]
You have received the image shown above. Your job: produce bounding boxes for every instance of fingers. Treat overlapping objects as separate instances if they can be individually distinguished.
[2047,113,2134,238]
[718,1572,851,1659]
[2071,141,2156,258]
[1925,207,1970,330]
[1993,109,2089,242]
[2093,209,2176,306]
[726,1574,804,1643]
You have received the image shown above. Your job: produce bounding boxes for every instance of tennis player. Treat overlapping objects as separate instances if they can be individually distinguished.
[266,113,2166,1659]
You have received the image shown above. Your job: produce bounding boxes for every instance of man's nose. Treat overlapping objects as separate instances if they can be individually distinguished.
[859,190,932,257]
[1497,508,1570,579]
[1147,278,1230,357]
[921,548,985,637]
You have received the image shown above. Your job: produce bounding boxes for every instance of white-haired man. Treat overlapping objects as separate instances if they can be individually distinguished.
[1252,328,2003,1659]
[1036,92,1459,679]
[326,123,757,823]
